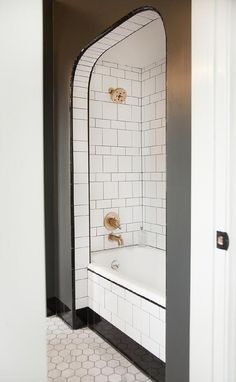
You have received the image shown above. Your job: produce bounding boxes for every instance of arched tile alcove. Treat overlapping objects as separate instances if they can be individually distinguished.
[71,8,163,312]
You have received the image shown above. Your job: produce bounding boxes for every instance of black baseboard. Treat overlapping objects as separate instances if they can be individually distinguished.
[87,308,165,382]
[47,297,74,327]
[47,297,57,317]
[56,299,73,327]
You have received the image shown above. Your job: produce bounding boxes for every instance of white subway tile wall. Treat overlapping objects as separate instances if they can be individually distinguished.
[88,270,166,361]
[142,59,166,250]
[89,59,166,251]
[89,61,142,252]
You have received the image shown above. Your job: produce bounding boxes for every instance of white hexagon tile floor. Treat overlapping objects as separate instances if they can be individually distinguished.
[47,316,152,382]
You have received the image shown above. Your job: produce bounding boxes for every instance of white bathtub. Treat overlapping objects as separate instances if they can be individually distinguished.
[88,245,166,308]
[87,245,166,361]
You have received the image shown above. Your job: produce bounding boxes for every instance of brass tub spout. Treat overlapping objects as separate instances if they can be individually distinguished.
[108,233,124,246]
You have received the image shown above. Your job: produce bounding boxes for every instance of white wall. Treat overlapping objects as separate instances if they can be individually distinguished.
[0,1,47,381]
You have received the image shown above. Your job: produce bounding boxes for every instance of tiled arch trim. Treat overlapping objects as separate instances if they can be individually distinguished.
[71,8,161,311]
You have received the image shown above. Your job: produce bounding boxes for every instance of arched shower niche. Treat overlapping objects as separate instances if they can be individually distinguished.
[71,7,166,381]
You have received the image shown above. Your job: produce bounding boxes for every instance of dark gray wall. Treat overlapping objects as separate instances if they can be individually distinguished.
[43,0,57,305]
[53,1,191,380]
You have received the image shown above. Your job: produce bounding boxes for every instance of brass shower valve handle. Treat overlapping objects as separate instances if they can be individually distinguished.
[104,212,121,231]
[107,216,121,230]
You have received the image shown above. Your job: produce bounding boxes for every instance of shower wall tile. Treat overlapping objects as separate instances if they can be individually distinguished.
[73,69,91,307]
[75,216,89,237]
[88,270,166,361]
[118,130,132,147]
[118,104,132,121]
[91,236,103,252]
[75,279,88,299]
[76,296,88,309]
[103,129,117,146]
[75,268,87,280]
[89,61,143,252]
[74,247,89,269]
[141,58,166,250]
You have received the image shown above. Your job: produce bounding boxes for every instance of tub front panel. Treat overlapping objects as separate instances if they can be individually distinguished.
[90,246,166,306]
[88,269,166,362]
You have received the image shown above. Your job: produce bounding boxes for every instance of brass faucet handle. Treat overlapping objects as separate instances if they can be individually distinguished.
[108,217,121,230]
[104,212,121,231]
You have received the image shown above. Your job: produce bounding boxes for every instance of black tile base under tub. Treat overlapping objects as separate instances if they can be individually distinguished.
[74,307,88,329]
[87,308,165,382]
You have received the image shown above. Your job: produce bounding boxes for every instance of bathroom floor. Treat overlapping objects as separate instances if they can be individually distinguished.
[47,316,152,382]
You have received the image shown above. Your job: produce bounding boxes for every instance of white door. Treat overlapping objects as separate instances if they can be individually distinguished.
[191,0,234,381]
[226,1,236,380]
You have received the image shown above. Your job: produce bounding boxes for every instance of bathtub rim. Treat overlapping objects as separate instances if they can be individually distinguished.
[87,266,166,309]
